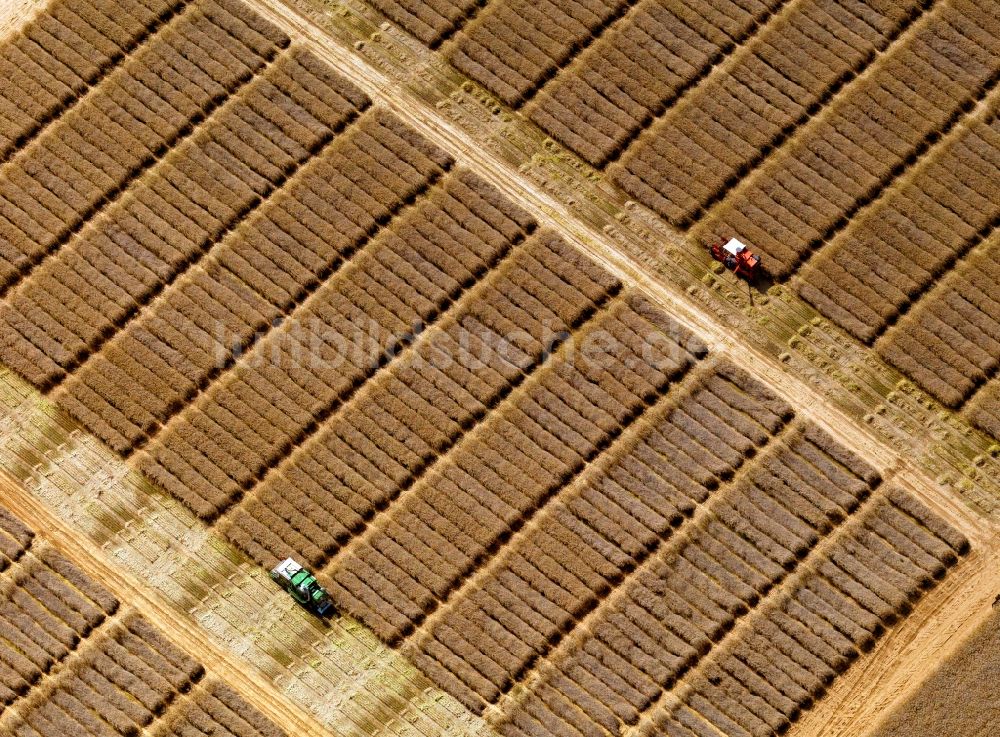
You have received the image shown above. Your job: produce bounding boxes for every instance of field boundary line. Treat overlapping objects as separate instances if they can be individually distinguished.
[206,218,546,530]
[1,37,286,304]
[622,474,905,737]
[0,468,336,737]
[315,294,619,576]
[404,357,722,648]
[0,0,195,172]
[484,389,799,724]
[671,0,937,228]
[252,0,914,491]
[594,0,798,169]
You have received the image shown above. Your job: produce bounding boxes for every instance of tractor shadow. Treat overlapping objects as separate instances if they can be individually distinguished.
[746,273,776,307]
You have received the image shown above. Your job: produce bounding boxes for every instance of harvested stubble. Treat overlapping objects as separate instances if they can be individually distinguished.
[693,0,1000,279]
[222,228,610,570]
[496,421,879,737]
[406,362,792,713]
[0,0,289,298]
[137,163,545,523]
[610,0,928,226]
[800,103,1000,346]
[652,489,968,737]
[325,291,705,646]
[527,0,789,167]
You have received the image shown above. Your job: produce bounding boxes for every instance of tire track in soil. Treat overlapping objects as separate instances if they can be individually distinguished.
[247,0,906,488]
[789,525,1000,737]
[236,1,1000,729]
[0,468,338,737]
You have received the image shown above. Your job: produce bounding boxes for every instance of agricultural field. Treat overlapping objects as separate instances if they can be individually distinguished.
[362,0,1000,448]
[0,0,997,735]
[868,607,1000,737]
[0,500,290,737]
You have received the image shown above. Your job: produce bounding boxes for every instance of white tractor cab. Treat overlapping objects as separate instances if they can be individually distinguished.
[270,558,333,617]
[709,237,762,280]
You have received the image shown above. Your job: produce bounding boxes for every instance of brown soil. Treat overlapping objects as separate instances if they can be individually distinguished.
[1,0,999,734]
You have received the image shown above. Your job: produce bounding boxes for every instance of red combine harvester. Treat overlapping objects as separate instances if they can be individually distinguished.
[710,238,761,280]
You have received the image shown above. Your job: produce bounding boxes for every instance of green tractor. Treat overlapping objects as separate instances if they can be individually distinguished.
[270,558,333,617]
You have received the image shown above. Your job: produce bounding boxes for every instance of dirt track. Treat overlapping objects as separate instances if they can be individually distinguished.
[793,532,1000,736]
[0,469,337,737]
[0,0,997,734]
[184,0,1000,731]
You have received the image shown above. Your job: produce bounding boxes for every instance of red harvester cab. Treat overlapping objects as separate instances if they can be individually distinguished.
[710,238,761,280]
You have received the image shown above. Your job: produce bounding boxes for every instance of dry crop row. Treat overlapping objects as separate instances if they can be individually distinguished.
[0,503,286,737]
[0,0,188,164]
[7,615,206,737]
[404,362,793,713]
[365,0,478,47]
[0,503,118,717]
[51,105,458,460]
[0,43,366,390]
[151,680,290,737]
[528,0,785,168]
[799,93,1000,346]
[322,292,708,643]
[224,228,620,564]
[447,0,635,108]
[790,93,1000,440]
[874,234,1000,410]
[491,422,883,737]
[0,506,33,572]
[0,547,120,715]
[143,165,541,520]
[648,489,968,737]
[0,0,290,297]
[609,0,928,225]
[8,649,293,737]
[967,381,1000,444]
[689,0,1000,278]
